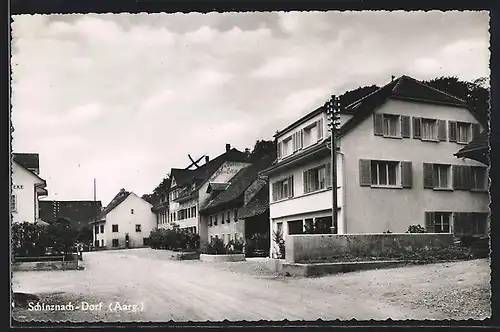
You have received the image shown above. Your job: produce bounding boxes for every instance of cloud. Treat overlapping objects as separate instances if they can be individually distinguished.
[11,11,489,204]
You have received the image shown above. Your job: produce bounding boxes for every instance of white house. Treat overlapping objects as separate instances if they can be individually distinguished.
[263,75,489,258]
[92,189,156,249]
[159,144,251,246]
[11,153,48,224]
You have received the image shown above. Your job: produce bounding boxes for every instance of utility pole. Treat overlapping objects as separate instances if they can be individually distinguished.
[93,178,97,249]
[326,95,341,234]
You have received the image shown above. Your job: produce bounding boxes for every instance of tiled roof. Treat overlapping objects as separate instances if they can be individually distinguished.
[207,182,230,192]
[338,75,484,138]
[454,130,489,164]
[39,200,102,229]
[199,152,275,214]
[100,189,131,218]
[238,182,269,219]
[13,153,39,171]
[172,148,249,201]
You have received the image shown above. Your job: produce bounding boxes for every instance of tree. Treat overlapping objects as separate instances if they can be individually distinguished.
[76,226,93,245]
[249,139,276,161]
[338,84,379,108]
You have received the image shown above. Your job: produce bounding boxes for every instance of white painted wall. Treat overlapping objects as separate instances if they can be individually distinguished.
[340,98,489,233]
[11,161,45,223]
[97,193,156,248]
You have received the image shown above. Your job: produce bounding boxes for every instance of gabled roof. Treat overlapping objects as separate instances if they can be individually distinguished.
[338,75,484,138]
[13,153,39,171]
[12,159,46,185]
[238,182,269,219]
[199,152,276,214]
[39,200,102,229]
[100,189,131,218]
[454,130,489,165]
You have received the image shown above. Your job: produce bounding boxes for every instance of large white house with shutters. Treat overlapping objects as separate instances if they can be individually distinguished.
[262,75,490,258]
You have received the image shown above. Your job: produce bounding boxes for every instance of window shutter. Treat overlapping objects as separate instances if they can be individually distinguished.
[425,212,435,233]
[303,170,309,194]
[465,166,473,190]
[359,159,372,186]
[326,162,332,187]
[413,117,422,139]
[438,120,447,141]
[401,116,411,138]
[423,163,434,189]
[317,119,324,140]
[449,121,457,142]
[300,130,304,148]
[401,161,413,188]
[452,165,461,190]
[277,142,282,158]
[292,133,297,152]
[472,123,481,140]
[373,114,383,136]
[272,182,278,202]
[289,176,294,197]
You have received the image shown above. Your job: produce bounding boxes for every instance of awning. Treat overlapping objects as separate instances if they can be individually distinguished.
[454,130,489,165]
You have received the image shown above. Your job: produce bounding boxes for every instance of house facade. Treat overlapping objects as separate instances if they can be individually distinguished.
[199,152,275,250]
[92,189,156,249]
[263,76,489,257]
[159,144,251,246]
[11,153,48,224]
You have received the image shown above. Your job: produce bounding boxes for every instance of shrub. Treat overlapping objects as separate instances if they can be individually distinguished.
[148,227,200,251]
[272,230,285,259]
[406,224,426,233]
[203,237,226,254]
[245,233,269,256]
[226,238,245,254]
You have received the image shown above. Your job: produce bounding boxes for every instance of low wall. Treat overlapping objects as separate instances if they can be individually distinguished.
[170,251,200,260]
[12,260,79,271]
[285,233,454,263]
[200,254,245,263]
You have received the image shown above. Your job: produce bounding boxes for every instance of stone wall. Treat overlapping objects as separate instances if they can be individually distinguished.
[285,233,454,263]
[12,260,79,271]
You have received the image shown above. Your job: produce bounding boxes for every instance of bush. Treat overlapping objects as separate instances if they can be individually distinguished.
[148,227,200,251]
[226,238,245,254]
[245,233,269,256]
[203,237,226,254]
[272,230,285,259]
[406,224,426,233]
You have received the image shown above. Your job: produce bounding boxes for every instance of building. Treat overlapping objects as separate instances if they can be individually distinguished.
[198,152,275,250]
[151,178,171,228]
[91,189,156,249]
[161,144,250,246]
[11,153,48,224]
[39,200,103,230]
[262,75,489,257]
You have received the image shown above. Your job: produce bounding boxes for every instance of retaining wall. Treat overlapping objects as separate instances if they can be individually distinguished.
[200,254,245,262]
[12,260,79,271]
[285,233,454,263]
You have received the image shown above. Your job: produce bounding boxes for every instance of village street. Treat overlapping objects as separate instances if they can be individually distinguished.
[12,249,490,322]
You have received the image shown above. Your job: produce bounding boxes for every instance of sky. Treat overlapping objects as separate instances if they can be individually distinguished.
[11,11,490,206]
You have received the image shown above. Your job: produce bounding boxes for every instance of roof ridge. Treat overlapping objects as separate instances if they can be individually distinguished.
[345,77,401,109]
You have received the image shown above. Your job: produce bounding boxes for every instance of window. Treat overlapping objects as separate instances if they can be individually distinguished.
[291,130,304,153]
[101,239,104,246]
[95,225,99,234]
[374,114,404,138]
[371,161,398,186]
[303,165,328,193]
[112,224,118,232]
[100,225,104,233]
[11,194,17,212]
[95,240,99,247]
[454,212,489,237]
[209,215,213,227]
[277,222,283,235]
[214,214,218,226]
[131,209,134,214]
[457,122,472,144]
[135,224,142,232]
[433,164,451,189]
[222,233,226,244]
[383,114,400,137]
[303,125,314,147]
[143,237,150,246]
[234,209,238,221]
[226,211,230,223]
[425,212,452,233]
[421,118,438,141]
[288,220,303,235]
[279,136,292,158]
[471,166,488,191]
[112,239,119,247]
[272,176,294,201]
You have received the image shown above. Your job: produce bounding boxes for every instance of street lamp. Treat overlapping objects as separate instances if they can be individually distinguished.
[325,95,341,234]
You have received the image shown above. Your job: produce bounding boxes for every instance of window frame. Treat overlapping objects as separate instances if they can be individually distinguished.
[112,224,118,233]
[112,239,119,247]
[456,122,472,144]
[433,164,452,189]
[471,166,488,191]
[421,118,439,141]
[370,160,400,187]
[382,114,401,138]
[11,194,17,212]
[303,164,328,194]
[135,224,142,232]
[434,212,452,233]
[272,176,294,202]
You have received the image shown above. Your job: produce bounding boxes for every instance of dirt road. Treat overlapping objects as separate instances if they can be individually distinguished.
[12,249,490,322]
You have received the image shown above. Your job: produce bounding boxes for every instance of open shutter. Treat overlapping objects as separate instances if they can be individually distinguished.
[317,119,324,140]
[359,159,372,187]
[303,170,310,194]
[464,166,473,190]
[373,114,383,136]
[272,182,278,202]
[449,121,457,142]
[401,161,413,188]
[300,130,304,149]
[326,162,332,187]
[401,116,411,138]
[423,163,434,189]
[438,120,447,141]
[425,212,435,233]
[289,175,294,197]
[413,117,422,139]
[472,123,481,140]
[277,142,282,158]
[452,165,465,190]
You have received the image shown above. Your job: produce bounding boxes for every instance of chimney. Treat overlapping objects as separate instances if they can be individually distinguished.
[391,75,395,82]
[205,156,210,163]
[225,144,231,152]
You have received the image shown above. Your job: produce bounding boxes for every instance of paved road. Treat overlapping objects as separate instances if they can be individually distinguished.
[12,249,450,322]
